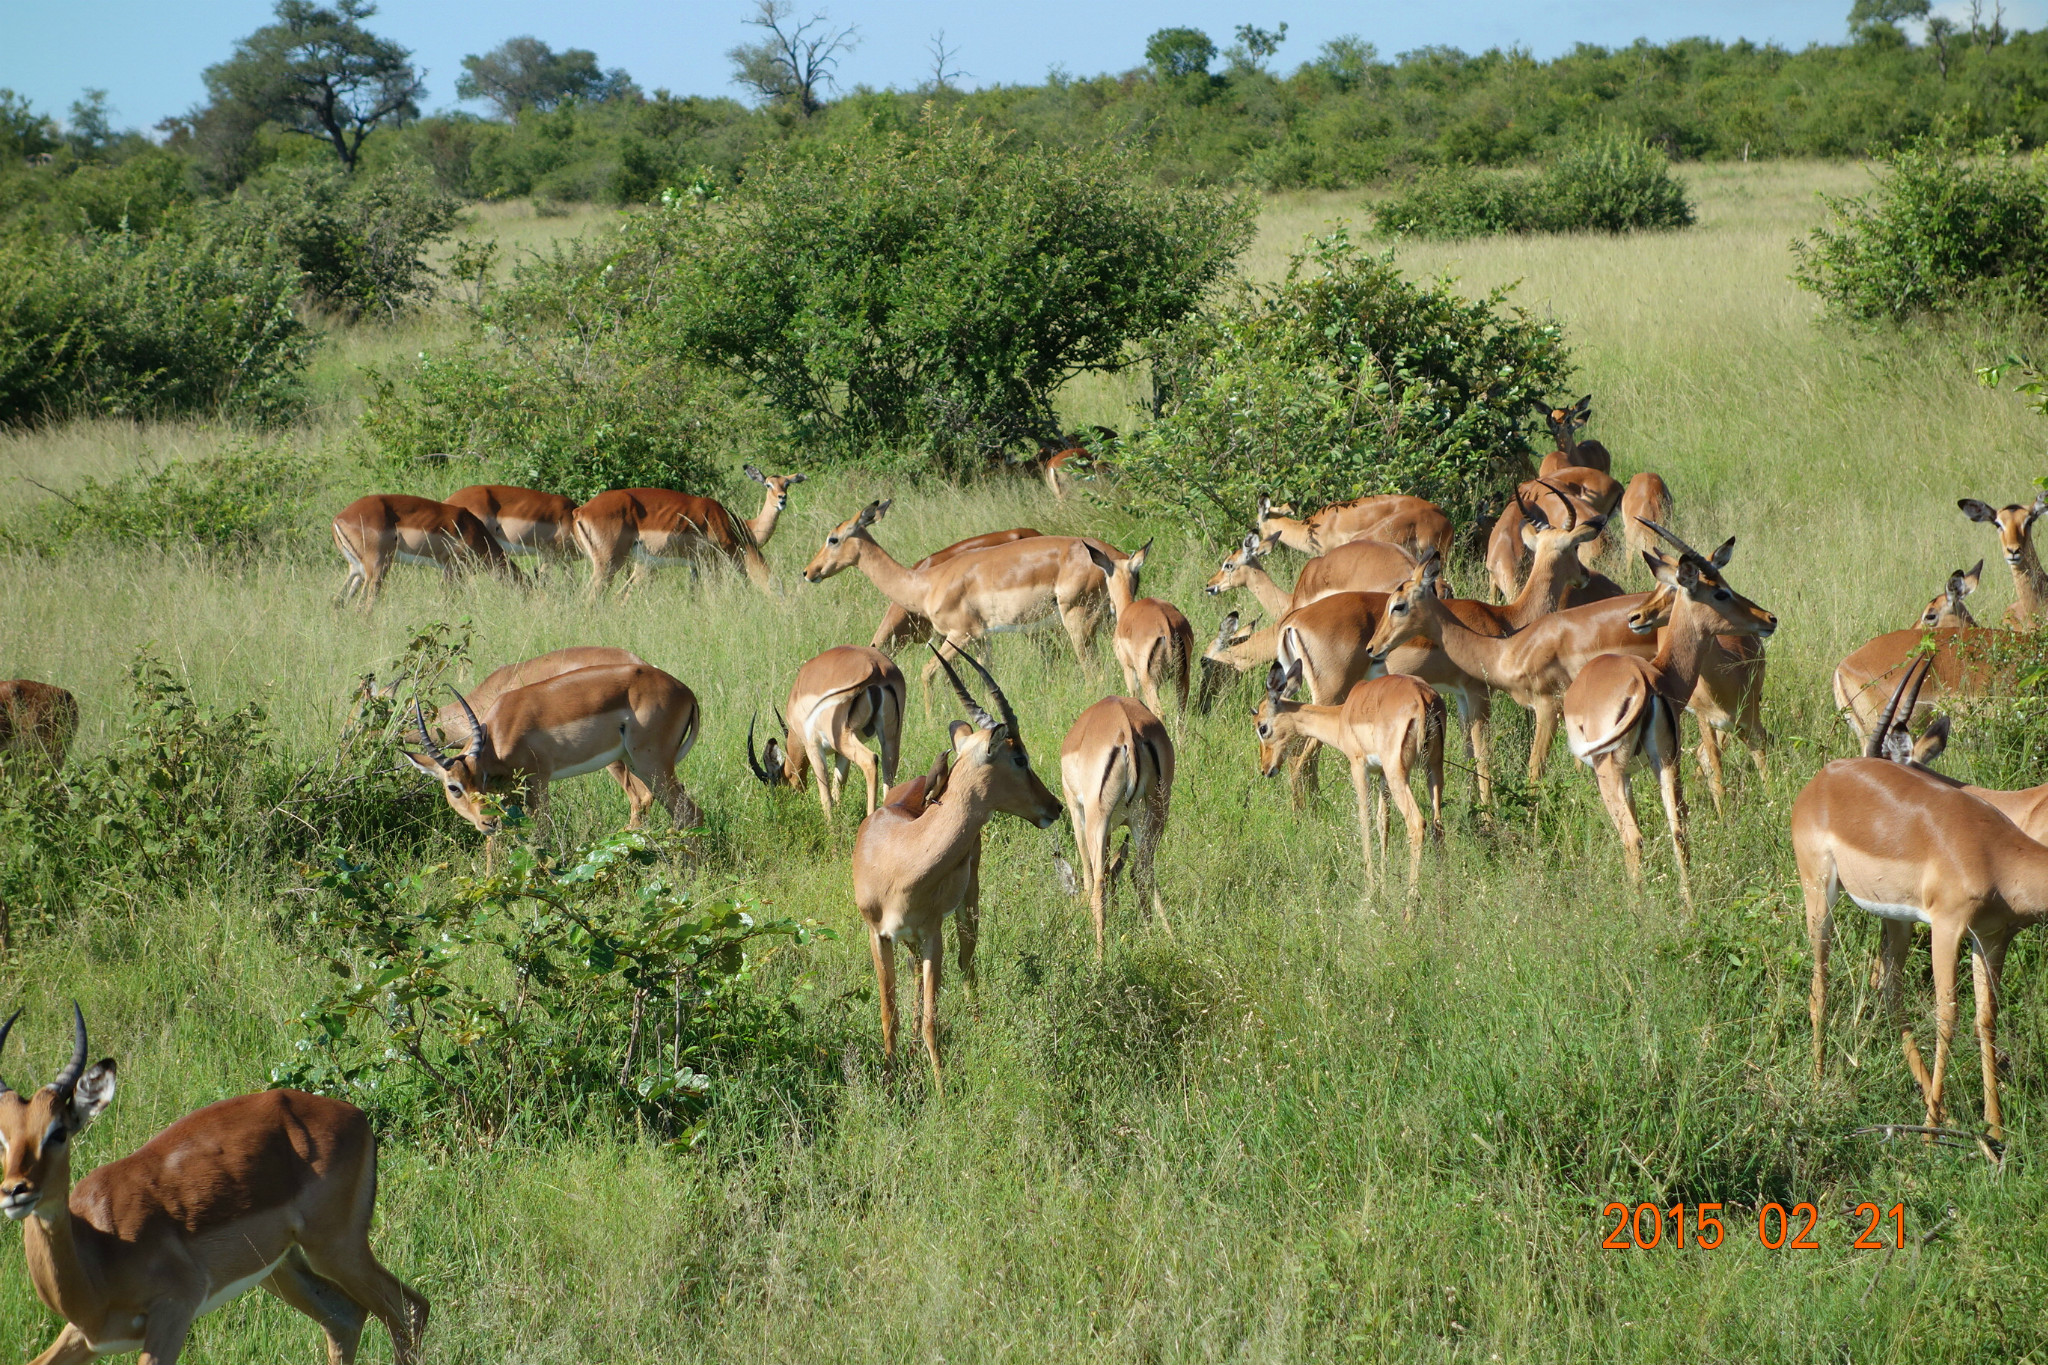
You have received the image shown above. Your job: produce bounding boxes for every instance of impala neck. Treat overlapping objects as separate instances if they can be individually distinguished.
[1413,598,1518,684]
[1645,597,1726,703]
[24,1186,103,1325]
[1273,699,1346,749]
[2012,538,2048,621]
[848,536,931,617]
[1243,566,1293,617]
[1503,540,1585,628]
[1262,519,1315,555]
[748,489,784,548]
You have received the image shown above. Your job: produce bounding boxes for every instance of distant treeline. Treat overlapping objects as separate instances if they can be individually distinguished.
[5,15,2048,219]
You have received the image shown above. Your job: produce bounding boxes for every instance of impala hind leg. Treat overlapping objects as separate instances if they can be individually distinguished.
[264,1247,369,1365]
[1922,919,1968,1130]
[1527,696,1561,784]
[870,928,900,1070]
[300,1247,428,1365]
[1696,722,1729,817]
[27,1324,97,1365]
[1650,714,1693,906]
[1137,790,1172,937]
[1973,930,2012,1141]
[1875,918,1932,1103]
[1059,595,1105,674]
[1382,759,1430,906]
[1804,870,1837,1084]
[836,728,882,820]
[919,927,946,1090]
[957,849,982,996]
[1590,753,1645,885]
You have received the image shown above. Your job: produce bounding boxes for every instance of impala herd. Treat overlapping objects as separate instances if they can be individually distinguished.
[8,395,2048,1359]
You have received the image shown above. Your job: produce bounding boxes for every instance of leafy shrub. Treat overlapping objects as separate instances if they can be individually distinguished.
[1119,229,1573,533]
[274,829,834,1146]
[1375,132,1696,238]
[33,444,324,556]
[0,219,309,425]
[222,160,463,318]
[1794,137,2048,323]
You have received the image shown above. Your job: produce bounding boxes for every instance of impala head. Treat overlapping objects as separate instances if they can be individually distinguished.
[1959,495,2046,567]
[930,648,1062,828]
[746,707,801,788]
[1866,655,1949,765]
[1532,394,1593,447]
[1206,531,1279,595]
[0,1006,116,1221]
[399,691,499,832]
[1254,498,1298,535]
[1917,561,1983,628]
[1366,552,1449,661]
[743,463,806,511]
[1086,540,1148,611]
[1250,659,1305,777]
[1518,481,1606,578]
[1633,520,1776,640]
[803,499,891,583]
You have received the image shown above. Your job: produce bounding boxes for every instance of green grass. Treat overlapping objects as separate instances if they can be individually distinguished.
[6,161,2048,1362]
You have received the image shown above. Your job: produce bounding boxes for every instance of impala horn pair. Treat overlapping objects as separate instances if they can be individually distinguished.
[407,691,486,772]
[0,1003,91,1099]
[930,647,1022,750]
[745,706,791,784]
[1865,655,1940,763]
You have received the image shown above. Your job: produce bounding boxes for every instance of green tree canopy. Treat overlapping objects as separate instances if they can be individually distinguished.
[202,0,425,170]
[1145,27,1218,81]
[456,37,635,118]
[0,90,58,161]
[1848,0,1930,38]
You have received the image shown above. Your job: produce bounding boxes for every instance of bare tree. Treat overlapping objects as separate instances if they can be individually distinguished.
[1967,0,2007,52]
[727,1,858,116]
[927,29,969,92]
[1927,14,1955,77]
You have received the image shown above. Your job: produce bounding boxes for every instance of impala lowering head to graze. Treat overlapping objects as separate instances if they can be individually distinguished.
[440,485,581,561]
[1059,693,1175,960]
[1959,494,2048,628]
[331,495,525,608]
[1830,614,2020,743]
[850,649,1061,1086]
[869,528,1043,652]
[1795,663,2048,1147]
[1252,659,1444,901]
[748,645,906,820]
[803,500,1119,703]
[1255,494,1454,560]
[1561,522,1776,903]
[572,466,804,599]
[0,680,79,770]
[1205,532,1290,616]
[1087,541,1197,720]
[402,663,702,835]
[1531,394,1612,473]
[0,1007,428,1365]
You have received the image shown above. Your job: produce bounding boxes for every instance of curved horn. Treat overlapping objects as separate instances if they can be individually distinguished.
[1515,484,1548,532]
[929,647,997,732]
[953,647,1021,741]
[773,705,789,738]
[49,1002,87,1097]
[450,689,486,761]
[1537,479,1578,531]
[746,712,771,783]
[1896,653,1934,736]
[1638,518,1709,567]
[1865,656,1928,759]
[0,1008,18,1095]
[412,698,449,770]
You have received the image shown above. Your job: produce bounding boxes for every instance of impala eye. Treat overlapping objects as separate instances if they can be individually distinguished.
[447,783,462,796]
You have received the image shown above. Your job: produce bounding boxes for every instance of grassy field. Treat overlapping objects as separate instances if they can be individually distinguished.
[6,161,2048,1363]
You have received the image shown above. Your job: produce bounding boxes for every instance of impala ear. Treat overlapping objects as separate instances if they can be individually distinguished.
[1960,559,1983,593]
[399,749,445,779]
[1914,715,1952,765]
[743,463,768,485]
[1129,540,1151,573]
[1264,660,1288,697]
[1086,545,1117,580]
[1709,536,1735,569]
[1960,498,1997,523]
[70,1060,116,1128]
[947,720,975,755]
[787,472,806,485]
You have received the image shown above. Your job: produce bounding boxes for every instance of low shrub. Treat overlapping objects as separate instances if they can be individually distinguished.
[1794,137,2048,323]
[33,444,325,556]
[1375,132,1696,239]
[0,218,310,425]
[221,160,463,319]
[1119,229,1572,533]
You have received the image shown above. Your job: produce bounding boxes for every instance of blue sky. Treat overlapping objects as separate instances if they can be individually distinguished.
[8,1,2044,133]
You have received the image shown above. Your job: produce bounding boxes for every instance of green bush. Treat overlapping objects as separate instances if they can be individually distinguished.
[1118,229,1572,534]
[1794,137,2048,323]
[274,829,834,1146]
[34,444,324,556]
[222,160,463,318]
[0,219,310,425]
[1375,132,1696,238]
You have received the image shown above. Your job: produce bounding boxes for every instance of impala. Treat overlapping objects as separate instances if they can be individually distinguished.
[1255,494,1454,560]
[1560,524,1776,901]
[402,662,702,834]
[331,494,524,608]
[1916,562,1982,628]
[747,645,906,819]
[1959,494,2048,627]
[1,680,78,769]
[1531,394,1612,473]
[1484,473,1620,602]
[1830,622,2020,742]
[572,465,805,599]
[803,500,1119,698]
[0,1007,428,1364]
[1059,694,1175,960]
[1204,532,1416,616]
[1619,472,1674,563]
[869,528,1043,651]
[1796,670,2048,1144]
[441,484,580,560]
[1087,542,1196,719]
[1196,610,1270,715]
[1252,660,1444,899]
[852,650,1061,1085]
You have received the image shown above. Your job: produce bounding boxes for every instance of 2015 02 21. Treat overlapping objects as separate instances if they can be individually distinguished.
[1600,1202,1906,1250]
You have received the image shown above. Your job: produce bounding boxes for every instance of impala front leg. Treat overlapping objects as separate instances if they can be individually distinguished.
[27,1323,98,1365]
[1923,918,1968,1131]
[870,928,900,1071]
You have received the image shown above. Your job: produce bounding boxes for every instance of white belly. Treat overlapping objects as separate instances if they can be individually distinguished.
[1848,893,1930,925]
[552,737,629,781]
[394,549,446,566]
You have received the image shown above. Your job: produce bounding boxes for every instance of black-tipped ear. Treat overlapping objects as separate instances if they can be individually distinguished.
[70,1059,117,1127]
[1086,545,1117,579]
[1960,498,1997,523]
[1710,536,1734,568]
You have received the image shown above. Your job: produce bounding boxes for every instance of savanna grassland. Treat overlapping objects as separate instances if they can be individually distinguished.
[6,161,2048,1363]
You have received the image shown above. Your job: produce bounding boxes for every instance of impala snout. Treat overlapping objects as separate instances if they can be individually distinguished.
[1756,611,1779,638]
[1,1179,40,1220]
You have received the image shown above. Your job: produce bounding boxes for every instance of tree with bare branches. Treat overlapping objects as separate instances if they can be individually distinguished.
[727,1,858,117]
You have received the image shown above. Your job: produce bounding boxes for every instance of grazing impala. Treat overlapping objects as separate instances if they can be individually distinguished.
[1561,524,1776,901]
[1087,542,1196,719]
[402,663,702,833]
[1959,494,2048,627]
[1532,394,1612,473]
[0,1007,428,1364]
[1869,659,2048,843]
[441,484,580,560]
[870,528,1042,651]
[803,501,1120,698]
[1060,694,1175,960]
[1252,660,1444,900]
[1830,621,2020,743]
[1256,495,1454,560]
[331,494,524,608]
[852,651,1062,1086]
[1796,670,2048,1144]
[747,646,906,819]
[1,680,78,769]
[573,465,805,598]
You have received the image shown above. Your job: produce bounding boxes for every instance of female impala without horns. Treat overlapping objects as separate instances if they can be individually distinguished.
[331,494,524,607]
[572,465,805,598]
[1060,693,1175,960]
[748,645,907,819]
